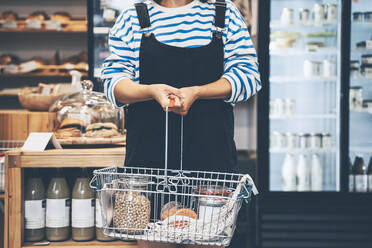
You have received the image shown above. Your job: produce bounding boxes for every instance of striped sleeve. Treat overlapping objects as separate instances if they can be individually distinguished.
[101,9,136,107]
[222,2,261,104]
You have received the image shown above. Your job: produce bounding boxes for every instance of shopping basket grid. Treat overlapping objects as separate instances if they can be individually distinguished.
[91,109,258,246]
[91,166,257,246]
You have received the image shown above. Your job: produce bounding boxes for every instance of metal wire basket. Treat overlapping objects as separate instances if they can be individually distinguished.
[90,110,258,246]
[91,166,257,246]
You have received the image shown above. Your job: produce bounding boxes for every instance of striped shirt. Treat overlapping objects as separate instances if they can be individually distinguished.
[102,0,261,106]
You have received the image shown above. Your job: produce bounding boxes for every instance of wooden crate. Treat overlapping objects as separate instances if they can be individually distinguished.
[0,110,56,141]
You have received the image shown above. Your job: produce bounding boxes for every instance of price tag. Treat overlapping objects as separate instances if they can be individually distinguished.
[22,132,62,152]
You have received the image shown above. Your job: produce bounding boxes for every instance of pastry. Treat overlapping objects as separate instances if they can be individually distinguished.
[27,11,48,21]
[2,11,18,21]
[85,122,120,138]
[0,54,20,65]
[51,12,71,25]
[55,127,81,139]
[165,208,197,229]
[59,118,86,130]
[161,201,181,221]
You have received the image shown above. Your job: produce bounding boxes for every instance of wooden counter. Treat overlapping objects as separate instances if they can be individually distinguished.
[6,147,136,248]
[7,147,126,168]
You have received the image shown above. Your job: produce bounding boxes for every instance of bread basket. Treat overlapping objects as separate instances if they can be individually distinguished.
[18,87,64,111]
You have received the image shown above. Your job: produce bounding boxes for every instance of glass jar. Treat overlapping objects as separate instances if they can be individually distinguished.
[49,80,124,139]
[197,185,231,226]
[113,176,151,234]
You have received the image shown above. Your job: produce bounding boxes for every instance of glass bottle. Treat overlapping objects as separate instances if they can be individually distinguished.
[96,192,114,241]
[72,168,95,241]
[46,168,70,241]
[24,169,46,242]
[354,156,367,192]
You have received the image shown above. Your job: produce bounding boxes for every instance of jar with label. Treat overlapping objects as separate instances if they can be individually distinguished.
[46,168,70,241]
[350,86,363,111]
[323,60,335,78]
[326,4,337,23]
[284,99,295,117]
[353,12,363,22]
[361,64,372,78]
[197,185,230,227]
[271,131,285,149]
[298,133,310,149]
[361,55,372,65]
[304,60,321,77]
[281,8,294,26]
[299,8,310,25]
[72,168,95,241]
[313,4,325,26]
[96,192,114,241]
[113,176,151,234]
[310,133,322,149]
[321,133,332,148]
[285,133,297,149]
[364,12,372,22]
[25,169,46,242]
[354,156,367,192]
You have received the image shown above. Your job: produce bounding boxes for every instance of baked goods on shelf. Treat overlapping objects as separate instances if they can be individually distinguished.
[50,12,71,25]
[27,11,49,21]
[2,11,18,21]
[55,127,82,139]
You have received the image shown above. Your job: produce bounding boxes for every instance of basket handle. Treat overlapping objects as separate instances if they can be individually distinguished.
[89,174,101,190]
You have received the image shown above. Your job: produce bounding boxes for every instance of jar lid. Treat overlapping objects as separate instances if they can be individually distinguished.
[361,64,372,68]
[310,133,322,137]
[350,86,362,89]
[321,133,331,137]
[361,54,372,58]
[298,133,310,137]
[353,12,363,15]
[196,185,231,196]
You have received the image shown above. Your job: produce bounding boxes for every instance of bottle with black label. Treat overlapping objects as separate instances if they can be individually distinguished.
[25,168,46,242]
[349,157,355,192]
[367,157,372,192]
[354,156,367,192]
[46,168,70,241]
[72,168,95,241]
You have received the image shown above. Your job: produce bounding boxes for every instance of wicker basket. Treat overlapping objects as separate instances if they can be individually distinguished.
[18,87,64,111]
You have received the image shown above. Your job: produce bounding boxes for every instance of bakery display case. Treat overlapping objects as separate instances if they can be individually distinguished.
[49,80,124,145]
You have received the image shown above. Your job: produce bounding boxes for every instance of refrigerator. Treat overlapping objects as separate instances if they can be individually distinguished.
[256,0,372,247]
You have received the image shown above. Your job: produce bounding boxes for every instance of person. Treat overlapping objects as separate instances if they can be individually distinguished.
[102,0,261,247]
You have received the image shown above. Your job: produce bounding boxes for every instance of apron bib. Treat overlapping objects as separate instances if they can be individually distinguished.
[124,0,237,172]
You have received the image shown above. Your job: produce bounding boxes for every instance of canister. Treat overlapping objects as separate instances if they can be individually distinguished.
[299,8,310,25]
[310,133,322,149]
[281,8,294,25]
[349,86,363,111]
[285,133,297,149]
[361,55,372,65]
[364,12,372,22]
[271,131,285,149]
[273,98,285,116]
[284,99,295,116]
[304,60,321,77]
[197,185,230,225]
[353,12,363,22]
[326,4,338,22]
[321,133,332,148]
[298,133,310,149]
[361,64,372,78]
[323,59,335,77]
[313,4,325,26]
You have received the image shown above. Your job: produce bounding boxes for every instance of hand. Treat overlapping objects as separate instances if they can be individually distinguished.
[177,86,200,116]
[147,84,182,111]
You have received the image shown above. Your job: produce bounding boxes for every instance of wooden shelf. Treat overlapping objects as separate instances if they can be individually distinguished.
[0,72,88,78]
[0,20,87,33]
[7,147,126,168]
[23,239,137,248]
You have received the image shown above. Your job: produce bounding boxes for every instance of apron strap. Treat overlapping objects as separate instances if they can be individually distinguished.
[215,0,226,33]
[135,2,151,29]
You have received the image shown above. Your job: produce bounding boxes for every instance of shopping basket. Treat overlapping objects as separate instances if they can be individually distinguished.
[90,107,258,246]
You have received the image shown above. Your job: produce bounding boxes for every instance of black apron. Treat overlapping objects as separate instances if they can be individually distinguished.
[124,0,237,173]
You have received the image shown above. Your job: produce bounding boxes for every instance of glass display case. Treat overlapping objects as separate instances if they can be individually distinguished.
[268,0,342,192]
[348,0,372,193]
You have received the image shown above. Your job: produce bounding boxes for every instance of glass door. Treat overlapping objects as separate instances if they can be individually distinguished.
[349,0,372,193]
[269,0,342,192]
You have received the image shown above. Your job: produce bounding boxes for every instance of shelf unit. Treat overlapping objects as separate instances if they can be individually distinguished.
[270,48,337,56]
[270,114,337,120]
[270,76,337,84]
[23,239,136,248]
[6,147,130,248]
